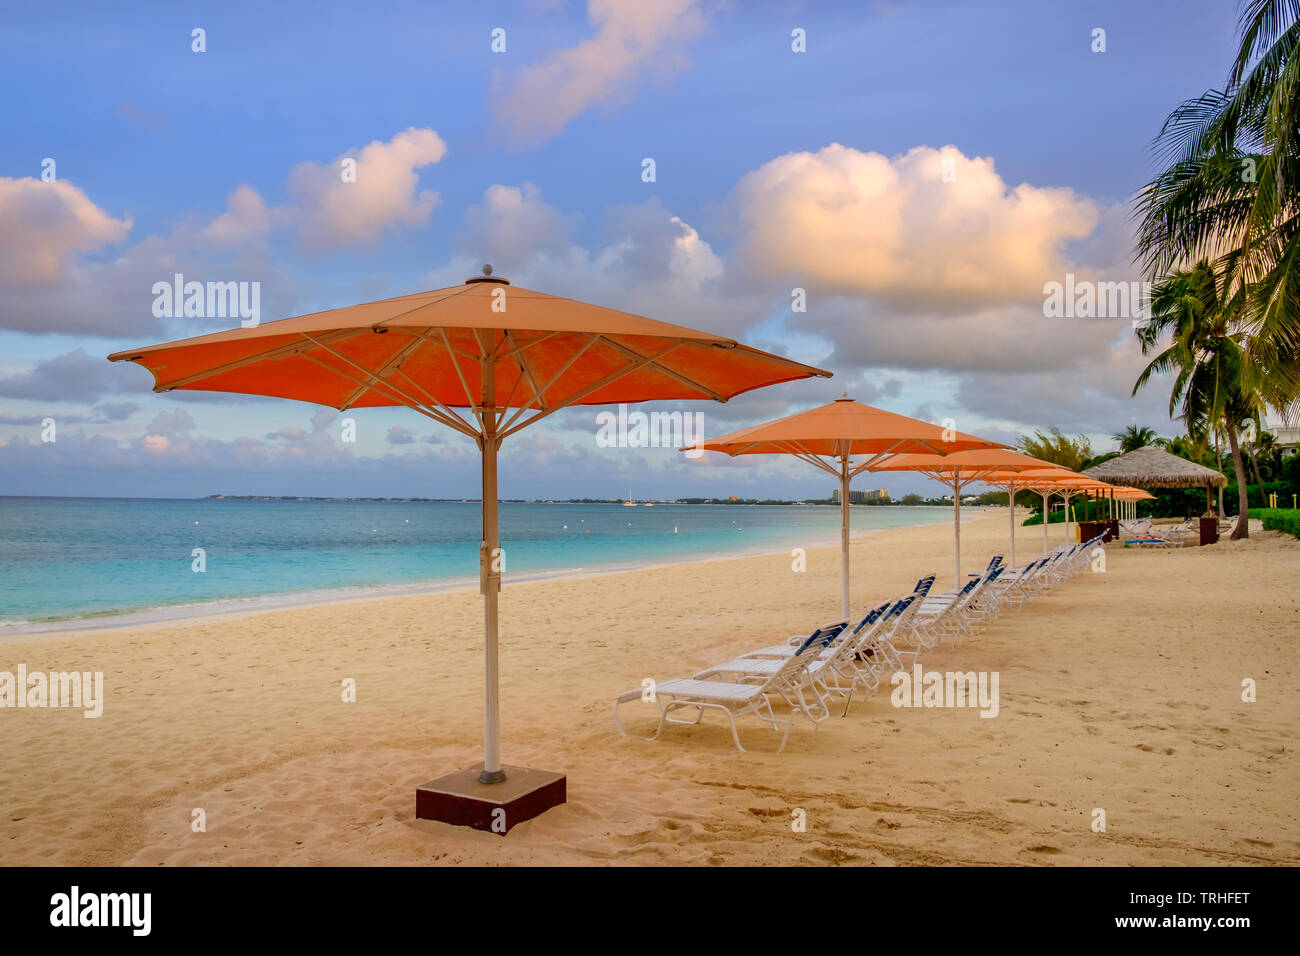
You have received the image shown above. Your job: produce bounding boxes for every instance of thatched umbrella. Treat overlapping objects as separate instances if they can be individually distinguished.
[1083,445,1227,514]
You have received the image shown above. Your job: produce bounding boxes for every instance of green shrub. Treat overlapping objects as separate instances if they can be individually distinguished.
[1248,508,1300,539]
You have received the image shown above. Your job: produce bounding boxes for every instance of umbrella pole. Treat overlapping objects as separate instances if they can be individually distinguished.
[1041,491,1049,557]
[1008,480,1016,569]
[839,450,850,621]
[952,473,962,588]
[480,362,505,785]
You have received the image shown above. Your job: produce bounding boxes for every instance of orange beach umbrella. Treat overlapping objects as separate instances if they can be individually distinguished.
[979,470,1107,556]
[109,266,831,819]
[866,449,1060,583]
[689,398,1007,617]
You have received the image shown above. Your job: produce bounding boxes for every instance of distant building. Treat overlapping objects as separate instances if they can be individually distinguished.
[831,488,891,504]
[1265,404,1300,452]
[728,495,741,502]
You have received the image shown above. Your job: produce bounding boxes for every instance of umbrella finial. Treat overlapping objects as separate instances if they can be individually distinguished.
[465,263,510,285]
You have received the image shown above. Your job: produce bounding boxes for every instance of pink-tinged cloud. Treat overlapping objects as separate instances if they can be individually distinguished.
[286,127,447,253]
[491,0,708,144]
[0,177,131,286]
[202,185,272,245]
[731,143,1099,308]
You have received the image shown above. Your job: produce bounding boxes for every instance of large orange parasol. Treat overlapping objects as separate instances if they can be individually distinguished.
[978,469,1109,555]
[690,398,1007,617]
[866,449,1059,583]
[109,266,831,829]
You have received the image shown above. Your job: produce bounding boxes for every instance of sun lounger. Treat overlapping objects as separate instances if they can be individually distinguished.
[703,598,902,701]
[612,634,825,753]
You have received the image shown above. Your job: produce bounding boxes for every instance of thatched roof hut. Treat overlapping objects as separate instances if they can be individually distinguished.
[1083,445,1228,488]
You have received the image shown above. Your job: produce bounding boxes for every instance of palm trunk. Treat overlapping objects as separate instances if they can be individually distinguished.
[1215,430,1225,518]
[1226,425,1250,540]
[1247,446,1263,487]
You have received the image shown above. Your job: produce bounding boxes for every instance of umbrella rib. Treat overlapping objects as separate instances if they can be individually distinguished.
[300,333,480,438]
[471,329,494,435]
[387,366,480,436]
[796,452,840,476]
[353,325,481,364]
[596,336,721,401]
[338,334,425,411]
[497,330,561,364]
[296,351,477,437]
[435,328,485,429]
[498,341,679,440]
[149,328,361,390]
[849,440,908,476]
[504,331,547,411]
[497,334,601,436]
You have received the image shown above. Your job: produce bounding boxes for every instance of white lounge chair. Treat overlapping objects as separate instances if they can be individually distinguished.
[612,637,823,753]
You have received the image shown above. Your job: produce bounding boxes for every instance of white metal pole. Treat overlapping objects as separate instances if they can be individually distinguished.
[1008,479,1016,568]
[840,450,851,621]
[952,472,962,588]
[1041,490,1050,557]
[480,352,505,784]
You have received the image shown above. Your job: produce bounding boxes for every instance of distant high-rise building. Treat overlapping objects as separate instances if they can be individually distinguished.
[831,488,891,503]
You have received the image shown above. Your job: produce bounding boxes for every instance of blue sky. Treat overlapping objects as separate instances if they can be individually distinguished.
[0,0,1241,499]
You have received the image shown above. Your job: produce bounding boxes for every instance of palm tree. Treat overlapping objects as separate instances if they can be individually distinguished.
[1134,260,1260,537]
[1017,427,1093,472]
[1112,424,1159,453]
[1135,0,1300,422]
[1254,428,1284,477]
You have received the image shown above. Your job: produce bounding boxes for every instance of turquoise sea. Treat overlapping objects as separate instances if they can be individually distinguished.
[0,497,960,630]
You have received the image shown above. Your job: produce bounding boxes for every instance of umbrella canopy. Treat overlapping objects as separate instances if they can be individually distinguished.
[977,468,1097,556]
[691,398,1007,617]
[109,267,832,792]
[868,449,1059,578]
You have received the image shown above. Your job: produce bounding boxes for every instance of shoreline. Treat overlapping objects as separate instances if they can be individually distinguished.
[0,507,1003,639]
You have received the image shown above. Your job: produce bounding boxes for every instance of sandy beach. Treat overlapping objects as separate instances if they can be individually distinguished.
[2,511,1297,866]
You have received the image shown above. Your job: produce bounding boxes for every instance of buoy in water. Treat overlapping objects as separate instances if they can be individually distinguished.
[673,526,678,534]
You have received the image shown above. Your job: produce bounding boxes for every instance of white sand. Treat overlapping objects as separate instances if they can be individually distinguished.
[1,513,1297,865]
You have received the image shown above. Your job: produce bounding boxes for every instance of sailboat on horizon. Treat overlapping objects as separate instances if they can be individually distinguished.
[622,486,637,507]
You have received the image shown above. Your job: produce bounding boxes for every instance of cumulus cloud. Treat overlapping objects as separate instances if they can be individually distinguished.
[94,401,139,422]
[265,426,307,442]
[491,0,708,144]
[953,335,1178,435]
[459,183,580,271]
[0,178,131,287]
[731,143,1099,309]
[387,425,415,445]
[286,127,447,253]
[201,185,272,245]
[143,408,196,437]
[0,348,145,402]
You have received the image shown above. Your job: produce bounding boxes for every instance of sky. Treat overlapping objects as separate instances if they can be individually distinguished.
[0,0,1242,500]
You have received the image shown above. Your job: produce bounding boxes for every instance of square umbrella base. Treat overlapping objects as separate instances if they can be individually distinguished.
[415,763,565,834]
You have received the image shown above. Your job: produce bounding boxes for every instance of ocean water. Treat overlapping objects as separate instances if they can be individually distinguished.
[0,497,960,628]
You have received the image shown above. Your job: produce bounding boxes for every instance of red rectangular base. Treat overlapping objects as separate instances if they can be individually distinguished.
[415,763,566,834]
